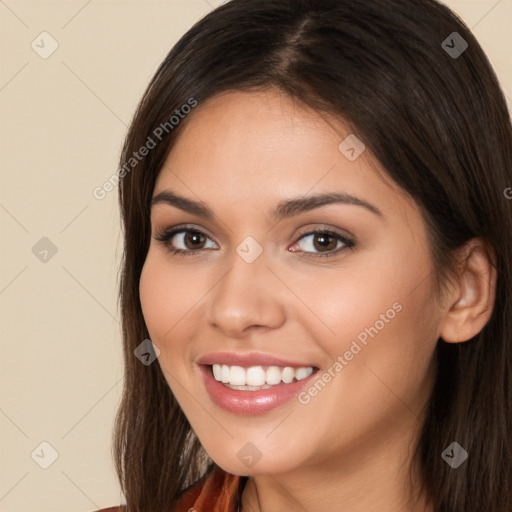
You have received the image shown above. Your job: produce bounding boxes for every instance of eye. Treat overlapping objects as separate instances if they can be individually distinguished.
[154,225,217,256]
[154,225,355,259]
[289,228,355,259]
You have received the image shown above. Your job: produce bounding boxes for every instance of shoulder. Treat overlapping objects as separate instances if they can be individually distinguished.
[90,467,244,512]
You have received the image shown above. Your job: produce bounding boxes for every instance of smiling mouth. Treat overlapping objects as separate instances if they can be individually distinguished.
[199,361,320,415]
[209,363,318,391]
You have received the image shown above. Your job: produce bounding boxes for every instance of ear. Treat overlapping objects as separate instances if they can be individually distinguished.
[439,238,497,343]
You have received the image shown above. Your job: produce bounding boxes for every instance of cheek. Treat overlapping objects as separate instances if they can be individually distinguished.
[139,254,196,369]
[288,248,409,349]
[139,253,200,339]
[302,243,438,396]
[293,287,437,457]
[139,259,169,338]
[139,256,200,402]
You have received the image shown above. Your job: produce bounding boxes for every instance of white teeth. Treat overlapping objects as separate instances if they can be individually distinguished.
[211,364,315,388]
[230,366,246,386]
[295,367,314,380]
[221,364,230,383]
[212,364,222,381]
[282,366,295,384]
[246,366,266,386]
[266,366,282,385]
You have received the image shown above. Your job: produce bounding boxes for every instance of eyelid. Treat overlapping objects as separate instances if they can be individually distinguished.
[153,224,219,248]
[290,227,354,258]
[154,223,216,240]
[294,225,355,243]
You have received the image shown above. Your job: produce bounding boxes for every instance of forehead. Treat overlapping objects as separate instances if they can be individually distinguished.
[153,89,408,220]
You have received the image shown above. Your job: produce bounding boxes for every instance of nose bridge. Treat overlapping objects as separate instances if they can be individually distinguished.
[207,244,285,335]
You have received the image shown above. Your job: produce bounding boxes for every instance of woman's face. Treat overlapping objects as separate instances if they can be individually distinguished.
[139,89,443,477]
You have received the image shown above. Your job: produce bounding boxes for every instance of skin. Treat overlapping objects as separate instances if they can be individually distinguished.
[139,89,497,512]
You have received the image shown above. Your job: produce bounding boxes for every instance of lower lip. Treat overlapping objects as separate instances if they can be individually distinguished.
[199,364,318,415]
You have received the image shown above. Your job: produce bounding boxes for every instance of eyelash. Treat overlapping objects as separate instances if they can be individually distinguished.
[154,224,355,259]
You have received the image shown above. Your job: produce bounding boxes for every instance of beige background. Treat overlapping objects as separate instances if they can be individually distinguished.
[0,0,510,510]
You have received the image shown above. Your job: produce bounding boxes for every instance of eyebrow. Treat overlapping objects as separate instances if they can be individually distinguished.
[150,190,384,220]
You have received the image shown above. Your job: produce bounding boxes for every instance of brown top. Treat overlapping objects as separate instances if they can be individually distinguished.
[94,465,247,512]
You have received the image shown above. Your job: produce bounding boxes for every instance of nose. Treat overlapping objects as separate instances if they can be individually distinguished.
[207,249,286,338]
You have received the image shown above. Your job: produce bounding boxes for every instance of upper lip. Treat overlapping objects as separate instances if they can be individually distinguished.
[197,351,317,368]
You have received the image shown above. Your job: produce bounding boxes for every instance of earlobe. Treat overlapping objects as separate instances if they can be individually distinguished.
[439,238,497,344]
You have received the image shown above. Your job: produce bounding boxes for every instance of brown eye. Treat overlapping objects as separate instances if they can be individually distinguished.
[154,227,218,256]
[182,230,207,249]
[291,229,355,258]
[312,233,338,252]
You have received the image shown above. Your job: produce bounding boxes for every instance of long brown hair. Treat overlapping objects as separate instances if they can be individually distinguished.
[112,1,512,510]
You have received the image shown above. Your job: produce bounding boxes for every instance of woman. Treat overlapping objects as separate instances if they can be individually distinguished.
[97,0,512,510]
